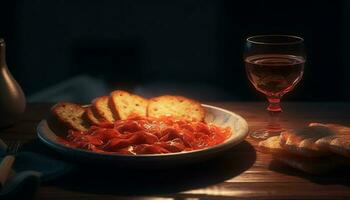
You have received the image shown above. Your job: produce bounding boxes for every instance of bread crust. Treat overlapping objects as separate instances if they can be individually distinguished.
[48,102,89,135]
[279,126,334,157]
[92,96,116,123]
[147,95,205,121]
[49,92,206,134]
[110,90,148,119]
[259,135,337,174]
[258,136,286,155]
[313,123,350,158]
[84,106,105,125]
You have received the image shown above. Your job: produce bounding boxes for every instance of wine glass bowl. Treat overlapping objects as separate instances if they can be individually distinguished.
[244,35,305,139]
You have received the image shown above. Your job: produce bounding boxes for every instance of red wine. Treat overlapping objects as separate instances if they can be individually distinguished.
[245,54,304,96]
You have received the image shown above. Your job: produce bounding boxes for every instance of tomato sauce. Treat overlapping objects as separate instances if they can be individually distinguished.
[61,116,231,155]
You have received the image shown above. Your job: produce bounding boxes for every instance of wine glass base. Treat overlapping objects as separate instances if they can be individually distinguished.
[250,128,284,140]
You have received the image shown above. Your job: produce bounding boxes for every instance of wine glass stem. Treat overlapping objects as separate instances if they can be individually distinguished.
[267,97,283,134]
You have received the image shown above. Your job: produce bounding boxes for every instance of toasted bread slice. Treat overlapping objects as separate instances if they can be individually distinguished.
[258,136,286,155]
[85,106,104,125]
[280,126,334,157]
[329,138,350,158]
[49,102,89,133]
[259,135,337,174]
[148,95,205,121]
[92,96,116,123]
[110,90,148,119]
[312,123,350,158]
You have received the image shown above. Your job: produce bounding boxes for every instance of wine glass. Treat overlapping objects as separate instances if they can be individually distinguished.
[244,35,305,139]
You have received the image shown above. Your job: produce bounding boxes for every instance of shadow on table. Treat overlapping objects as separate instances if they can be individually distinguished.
[40,141,256,195]
[269,160,350,186]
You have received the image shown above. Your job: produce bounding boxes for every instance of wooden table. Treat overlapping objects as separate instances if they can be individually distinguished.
[2,102,350,200]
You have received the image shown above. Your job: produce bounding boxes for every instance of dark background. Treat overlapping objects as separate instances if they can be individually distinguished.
[0,0,349,102]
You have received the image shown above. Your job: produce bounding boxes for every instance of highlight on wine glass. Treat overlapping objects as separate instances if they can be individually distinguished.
[244,35,305,139]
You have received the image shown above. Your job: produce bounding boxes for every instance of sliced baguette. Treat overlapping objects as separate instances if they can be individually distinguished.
[85,106,104,126]
[148,95,205,121]
[312,123,350,158]
[92,96,116,123]
[280,126,334,157]
[48,102,89,134]
[110,90,148,119]
[258,136,286,155]
[259,135,337,174]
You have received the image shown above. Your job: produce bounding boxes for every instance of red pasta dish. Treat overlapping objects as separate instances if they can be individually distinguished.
[50,91,232,155]
[62,116,231,155]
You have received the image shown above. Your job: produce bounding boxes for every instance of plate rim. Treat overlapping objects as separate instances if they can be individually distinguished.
[37,104,249,159]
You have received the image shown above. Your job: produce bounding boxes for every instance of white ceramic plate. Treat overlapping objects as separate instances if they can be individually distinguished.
[37,104,249,167]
